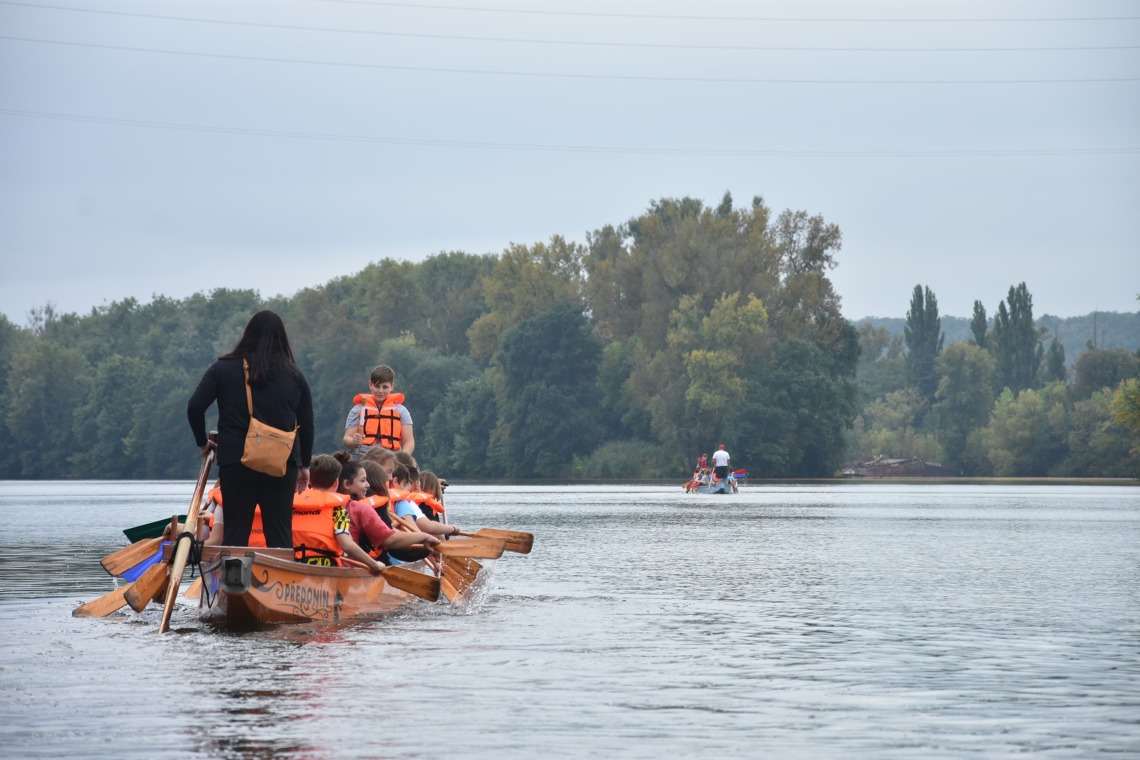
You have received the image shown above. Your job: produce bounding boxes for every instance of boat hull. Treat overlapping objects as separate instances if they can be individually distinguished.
[196,546,418,626]
[696,480,736,494]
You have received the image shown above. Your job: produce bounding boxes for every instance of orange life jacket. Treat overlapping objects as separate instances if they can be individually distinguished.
[208,488,264,546]
[291,489,349,565]
[353,392,406,450]
[406,489,445,520]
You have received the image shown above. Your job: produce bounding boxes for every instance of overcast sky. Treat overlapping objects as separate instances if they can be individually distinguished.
[1,0,1137,327]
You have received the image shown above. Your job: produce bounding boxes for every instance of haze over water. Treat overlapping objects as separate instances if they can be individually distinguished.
[1,481,1137,758]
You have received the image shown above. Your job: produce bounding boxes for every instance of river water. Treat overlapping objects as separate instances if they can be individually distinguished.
[0,481,1137,759]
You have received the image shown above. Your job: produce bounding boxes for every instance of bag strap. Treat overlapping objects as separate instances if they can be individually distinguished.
[243,359,255,418]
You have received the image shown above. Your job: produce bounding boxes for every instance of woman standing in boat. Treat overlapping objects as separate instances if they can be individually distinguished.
[187,310,315,548]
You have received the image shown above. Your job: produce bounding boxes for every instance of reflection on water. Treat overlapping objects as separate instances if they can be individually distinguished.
[0,482,1138,758]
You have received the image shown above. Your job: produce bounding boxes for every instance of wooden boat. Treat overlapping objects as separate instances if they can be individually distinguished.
[195,545,420,626]
[695,478,737,494]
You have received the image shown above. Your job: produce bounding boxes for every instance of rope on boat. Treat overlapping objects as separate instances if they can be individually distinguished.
[171,530,214,607]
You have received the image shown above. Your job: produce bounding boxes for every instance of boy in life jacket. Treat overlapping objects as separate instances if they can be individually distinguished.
[342,365,414,461]
[292,454,388,573]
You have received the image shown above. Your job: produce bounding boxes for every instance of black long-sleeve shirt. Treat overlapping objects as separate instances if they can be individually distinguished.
[187,356,315,469]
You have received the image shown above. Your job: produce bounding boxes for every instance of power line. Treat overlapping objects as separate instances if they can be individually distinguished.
[3,108,1138,158]
[3,1,1137,53]
[311,0,1140,23]
[3,35,1137,84]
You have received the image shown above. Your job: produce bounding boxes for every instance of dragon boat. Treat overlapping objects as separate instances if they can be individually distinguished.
[195,545,423,626]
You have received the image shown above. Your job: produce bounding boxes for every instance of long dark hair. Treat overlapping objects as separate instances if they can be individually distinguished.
[220,310,299,385]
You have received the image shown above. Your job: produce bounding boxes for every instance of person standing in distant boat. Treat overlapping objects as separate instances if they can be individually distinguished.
[711,444,731,482]
[187,310,314,548]
[696,452,708,471]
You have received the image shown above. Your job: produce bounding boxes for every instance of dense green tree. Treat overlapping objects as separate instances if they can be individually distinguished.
[468,236,587,363]
[846,387,943,464]
[69,355,157,477]
[904,284,944,402]
[1071,348,1140,400]
[855,323,906,401]
[491,302,604,477]
[741,334,859,476]
[6,341,90,477]
[933,342,996,471]
[597,337,650,441]
[980,382,1069,476]
[970,300,988,348]
[1043,338,1067,383]
[287,286,374,450]
[413,251,495,356]
[1110,380,1140,469]
[1062,390,1139,477]
[423,371,502,478]
[991,282,1043,395]
[0,314,31,477]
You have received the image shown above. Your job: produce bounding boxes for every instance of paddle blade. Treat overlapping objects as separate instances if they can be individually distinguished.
[182,576,203,601]
[380,566,440,602]
[439,575,458,603]
[101,537,164,577]
[474,528,533,554]
[436,537,505,559]
[442,555,481,587]
[72,585,130,618]
[125,563,167,612]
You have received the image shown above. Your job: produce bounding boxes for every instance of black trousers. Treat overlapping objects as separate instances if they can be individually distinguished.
[219,462,297,548]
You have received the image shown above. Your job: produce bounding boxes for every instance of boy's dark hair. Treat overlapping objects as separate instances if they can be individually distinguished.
[309,454,342,490]
[370,365,396,385]
[391,463,411,484]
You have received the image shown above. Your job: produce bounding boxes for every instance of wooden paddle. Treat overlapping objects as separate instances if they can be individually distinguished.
[432,537,506,559]
[101,536,164,577]
[72,584,131,618]
[439,574,459,602]
[182,576,203,600]
[157,435,216,634]
[444,555,480,586]
[457,528,533,554]
[441,556,478,595]
[125,562,169,612]
[339,557,441,602]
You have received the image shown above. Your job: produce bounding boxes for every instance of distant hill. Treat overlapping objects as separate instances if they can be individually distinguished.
[856,311,1140,367]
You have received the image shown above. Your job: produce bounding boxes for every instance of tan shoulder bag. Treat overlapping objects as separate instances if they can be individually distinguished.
[240,360,298,477]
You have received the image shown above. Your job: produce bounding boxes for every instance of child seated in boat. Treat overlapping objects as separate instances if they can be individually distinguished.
[332,452,440,564]
[292,454,388,573]
[203,481,267,547]
[390,464,463,539]
[361,460,436,565]
[361,447,398,483]
[342,364,414,460]
[683,470,701,492]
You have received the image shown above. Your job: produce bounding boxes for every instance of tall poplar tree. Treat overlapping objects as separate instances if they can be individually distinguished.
[904,284,944,402]
[991,282,1043,395]
[970,300,988,348]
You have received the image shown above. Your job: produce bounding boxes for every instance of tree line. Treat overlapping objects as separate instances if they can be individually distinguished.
[850,284,1140,477]
[1,193,863,480]
[4,193,1136,480]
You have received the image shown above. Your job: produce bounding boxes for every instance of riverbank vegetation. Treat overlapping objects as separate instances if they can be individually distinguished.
[1,193,1137,479]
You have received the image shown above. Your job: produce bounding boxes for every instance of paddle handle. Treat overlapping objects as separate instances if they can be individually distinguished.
[158,432,216,634]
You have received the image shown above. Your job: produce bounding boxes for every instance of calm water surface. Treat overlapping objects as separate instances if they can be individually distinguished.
[1,481,1138,759]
